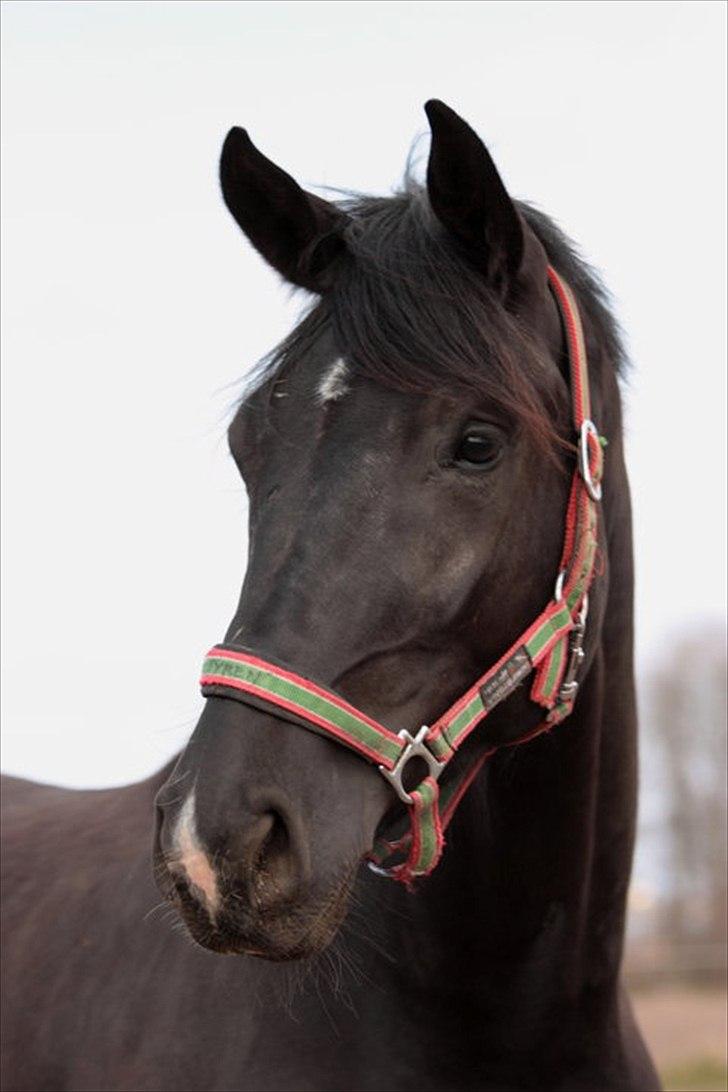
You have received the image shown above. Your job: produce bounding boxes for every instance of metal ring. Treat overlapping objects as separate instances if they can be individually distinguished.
[578,419,603,502]
[554,569,566,602]
[377,725,444,805]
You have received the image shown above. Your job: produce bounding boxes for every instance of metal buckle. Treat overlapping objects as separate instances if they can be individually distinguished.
[378,725,445,805]
[558,595,589,703]
[578,420,602,502]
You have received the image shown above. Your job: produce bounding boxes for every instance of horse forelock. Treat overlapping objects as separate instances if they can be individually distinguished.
[242,183,625,461]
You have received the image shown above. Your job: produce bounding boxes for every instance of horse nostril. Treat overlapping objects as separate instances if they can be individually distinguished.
[253,811,288,869]
[174,877,189,899]
[232,800,308,907]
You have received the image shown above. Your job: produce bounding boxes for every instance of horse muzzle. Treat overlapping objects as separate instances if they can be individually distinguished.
[152,697,389,958]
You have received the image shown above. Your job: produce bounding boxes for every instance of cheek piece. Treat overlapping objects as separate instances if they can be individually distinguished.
[199,267,605,886]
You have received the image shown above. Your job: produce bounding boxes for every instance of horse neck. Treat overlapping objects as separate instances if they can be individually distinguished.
[374,384,637,1021]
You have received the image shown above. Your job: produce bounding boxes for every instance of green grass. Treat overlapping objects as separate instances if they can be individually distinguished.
[662,1056,728,1091]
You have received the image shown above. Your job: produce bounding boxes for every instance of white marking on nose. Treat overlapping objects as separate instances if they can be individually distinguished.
[173,791,219,914]
[317,358,349,404]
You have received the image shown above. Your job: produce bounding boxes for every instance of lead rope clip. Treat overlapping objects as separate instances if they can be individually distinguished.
[558,595,589,703]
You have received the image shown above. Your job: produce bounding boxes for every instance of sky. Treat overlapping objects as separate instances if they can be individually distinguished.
[1,0,726,792]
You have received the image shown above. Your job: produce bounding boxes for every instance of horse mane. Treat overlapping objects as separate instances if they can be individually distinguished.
[247,180,626,452]
[518,201,627,377]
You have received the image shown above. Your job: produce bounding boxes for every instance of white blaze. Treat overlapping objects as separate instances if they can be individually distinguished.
[317,358,349,404]
[173,790,219,914]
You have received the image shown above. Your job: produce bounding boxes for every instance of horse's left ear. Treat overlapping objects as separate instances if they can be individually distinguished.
[424,100,535,296]
[219,127,349,292]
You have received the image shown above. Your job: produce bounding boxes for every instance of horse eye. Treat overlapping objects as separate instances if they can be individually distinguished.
[453,431,503,468]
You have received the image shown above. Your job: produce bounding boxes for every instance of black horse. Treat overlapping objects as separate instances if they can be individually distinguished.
[1,101,660,1091]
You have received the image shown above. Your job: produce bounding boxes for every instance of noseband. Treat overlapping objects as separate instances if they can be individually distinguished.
[200,266,605,885]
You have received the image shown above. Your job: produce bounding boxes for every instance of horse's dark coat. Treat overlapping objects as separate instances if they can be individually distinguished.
[1,102,660,1091]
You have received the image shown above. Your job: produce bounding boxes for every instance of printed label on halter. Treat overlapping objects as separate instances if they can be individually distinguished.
[479,647,531,712]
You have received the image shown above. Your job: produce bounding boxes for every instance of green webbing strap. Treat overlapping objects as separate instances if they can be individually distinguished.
[200,648,403,767]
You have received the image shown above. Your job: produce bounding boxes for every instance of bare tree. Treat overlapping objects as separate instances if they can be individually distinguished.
[646,628,727,970]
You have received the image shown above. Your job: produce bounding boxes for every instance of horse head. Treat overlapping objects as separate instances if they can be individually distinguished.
[153,101,596,960]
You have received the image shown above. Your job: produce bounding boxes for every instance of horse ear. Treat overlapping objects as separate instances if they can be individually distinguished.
[424,100,525,292]
[219,127,348,293]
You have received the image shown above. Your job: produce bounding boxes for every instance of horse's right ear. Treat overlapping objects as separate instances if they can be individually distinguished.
[219,127,348,293]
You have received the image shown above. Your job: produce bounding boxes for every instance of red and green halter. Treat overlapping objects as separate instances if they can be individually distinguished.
[200,266,605,886]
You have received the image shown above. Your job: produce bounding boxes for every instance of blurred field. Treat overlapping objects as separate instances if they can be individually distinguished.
[632,987,727,1091]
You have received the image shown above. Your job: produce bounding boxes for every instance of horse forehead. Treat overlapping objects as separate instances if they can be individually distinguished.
[235,354,455,463]
[313,362,455,428]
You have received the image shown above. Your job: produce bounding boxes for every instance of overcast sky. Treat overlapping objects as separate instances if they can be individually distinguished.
[2,0,726,791]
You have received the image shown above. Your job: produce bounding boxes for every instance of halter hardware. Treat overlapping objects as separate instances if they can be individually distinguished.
[578,419,603,502]
[378,726,445,805]
[557,595,589,704]
[199,266,604,886]
[553,569,567,603]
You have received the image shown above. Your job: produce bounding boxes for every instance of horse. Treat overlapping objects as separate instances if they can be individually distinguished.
[1,100,660,1091]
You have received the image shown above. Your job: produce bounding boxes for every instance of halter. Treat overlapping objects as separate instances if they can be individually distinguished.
[200,266,605,885]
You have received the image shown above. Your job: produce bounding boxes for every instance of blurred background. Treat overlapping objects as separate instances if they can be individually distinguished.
[2,3,726,1087]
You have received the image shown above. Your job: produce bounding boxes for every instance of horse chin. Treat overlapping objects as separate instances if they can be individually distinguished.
[165,863,357,962]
